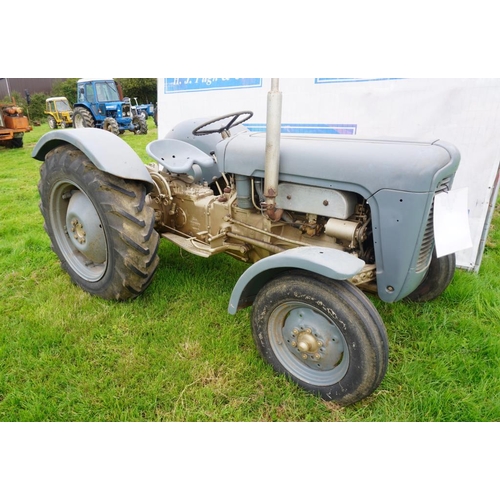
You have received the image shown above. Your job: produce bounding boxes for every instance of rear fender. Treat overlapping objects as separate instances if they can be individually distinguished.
[32,128,154,189]
[228,247,365,314]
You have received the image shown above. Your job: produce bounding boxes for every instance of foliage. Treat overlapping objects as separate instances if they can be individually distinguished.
[51,78,79,105]
[116,78,157,104]
[26,92,49,122]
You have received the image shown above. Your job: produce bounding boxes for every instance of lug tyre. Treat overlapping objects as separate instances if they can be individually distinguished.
[38,144,160,300]
[133,115,148,135]
[103,117,120,135]
[252,271,388,405]
[72,108,95,128]
[406,250,456,302]
[48,116,57,129]
[5,137,23,148]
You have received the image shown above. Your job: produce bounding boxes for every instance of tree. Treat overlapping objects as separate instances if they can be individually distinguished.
[51,78,79,106]
[116,78,157,104]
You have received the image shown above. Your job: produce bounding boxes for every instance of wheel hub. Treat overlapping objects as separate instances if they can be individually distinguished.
[282,307,345,371]
[70,218,86,244]
[294,329,322,358]
[65,190,106,264]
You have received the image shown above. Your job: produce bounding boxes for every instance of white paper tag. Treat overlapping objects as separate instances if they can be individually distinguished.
[433,188,473,258]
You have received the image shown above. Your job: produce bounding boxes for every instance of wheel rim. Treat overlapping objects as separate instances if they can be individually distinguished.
[73,113,83,128]
[268,301,350,386]
[50,180,108,281]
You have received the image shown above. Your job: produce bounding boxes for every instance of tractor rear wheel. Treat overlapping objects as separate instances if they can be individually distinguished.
[251,271,388,405]
[48,116,57,129]
[133,115,148,135]
[73,108,95,128]
[38,144,160,300]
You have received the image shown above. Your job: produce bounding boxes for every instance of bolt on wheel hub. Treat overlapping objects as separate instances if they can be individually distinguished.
[70,218,87,244]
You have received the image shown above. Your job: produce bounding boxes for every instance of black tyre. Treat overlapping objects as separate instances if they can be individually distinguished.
[72,108,95,128]
[103,117,119,135]
[4,136,23,148]
[48,116,57,129]
[252,271,389,405]
[406,250,456,302]
[133,115,148,135]
[38,144,160,300]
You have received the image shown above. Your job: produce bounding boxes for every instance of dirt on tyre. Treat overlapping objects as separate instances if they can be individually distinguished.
[133,115,148,135]
[38,144,160,300]
[252,271,389,405]
[72,108,95,128]
[103,117,120,135]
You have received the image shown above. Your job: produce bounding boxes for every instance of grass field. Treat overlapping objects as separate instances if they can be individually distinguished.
[1,122,499,422]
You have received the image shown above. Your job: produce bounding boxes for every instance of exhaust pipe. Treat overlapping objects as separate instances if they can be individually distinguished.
[263,78,283,221]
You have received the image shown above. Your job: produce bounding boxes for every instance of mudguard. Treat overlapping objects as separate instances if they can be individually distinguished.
[32,128,154,188]
[228,246,365,314]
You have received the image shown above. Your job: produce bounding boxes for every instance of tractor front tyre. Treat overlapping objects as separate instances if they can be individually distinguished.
[38,145,160,301]
[252,271,389,405]
[103,117,120,135]
[72,108,95,129]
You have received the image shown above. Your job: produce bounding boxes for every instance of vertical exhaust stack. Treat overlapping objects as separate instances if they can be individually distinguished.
[264,79,283,221]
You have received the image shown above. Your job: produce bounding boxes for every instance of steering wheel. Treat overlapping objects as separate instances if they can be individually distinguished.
[192,111,253,137]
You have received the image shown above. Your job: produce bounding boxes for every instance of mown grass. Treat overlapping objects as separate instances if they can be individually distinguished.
[1,122,499,421]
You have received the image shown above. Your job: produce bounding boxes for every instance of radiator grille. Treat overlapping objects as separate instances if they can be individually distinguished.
[415,177,452,272]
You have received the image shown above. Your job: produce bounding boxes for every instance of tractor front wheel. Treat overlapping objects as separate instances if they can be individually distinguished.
[38,145,160,300]
[252,271,389,405]
[103,117,120,135]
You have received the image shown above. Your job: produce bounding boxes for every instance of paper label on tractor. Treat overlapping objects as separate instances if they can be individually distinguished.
[434,188,473,258]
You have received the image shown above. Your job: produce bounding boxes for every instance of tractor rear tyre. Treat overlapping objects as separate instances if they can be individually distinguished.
[103,117,120,135]
[251,271,388,405]
[133,115,148,135]
[48,116,57,129]
[72,108,95,128]
[38,144,160,300]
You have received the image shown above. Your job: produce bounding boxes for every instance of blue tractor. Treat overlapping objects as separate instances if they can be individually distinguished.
[72,78,147,135]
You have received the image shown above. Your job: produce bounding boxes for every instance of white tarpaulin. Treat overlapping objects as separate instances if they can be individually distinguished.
[157,78,500,271]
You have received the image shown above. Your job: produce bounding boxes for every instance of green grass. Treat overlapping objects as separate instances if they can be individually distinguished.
[1,122,499,421]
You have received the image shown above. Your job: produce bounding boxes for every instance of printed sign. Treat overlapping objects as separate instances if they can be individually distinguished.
[245,123,357,135]
[164,78,262,93]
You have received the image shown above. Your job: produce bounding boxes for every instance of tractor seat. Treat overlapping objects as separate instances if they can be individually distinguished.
[146,138,217,182]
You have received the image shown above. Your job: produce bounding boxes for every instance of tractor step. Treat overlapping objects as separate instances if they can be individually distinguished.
[161,233,211,257]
